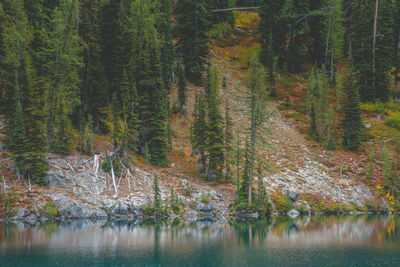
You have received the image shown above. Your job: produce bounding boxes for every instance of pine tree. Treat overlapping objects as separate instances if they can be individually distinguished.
[1,0,49,183]
[259,0,285,70]
[41,0,82,153]
[323,0,344,83]
[206,64,225,181]
[192,94,208,174]
[394,0,400,100]
[154,0,174,91]
[341,69,363,151]
[133,0,168,166]
[7,99,28,174]
[225,99,233,182]
[177,58,187,112]
[153,175,161,211]
[352,0,395,102]
[280,0,310,72]
[245,55,270,204]
[79,0,108,127]
[175,0,210,84]
[99,0,123,100]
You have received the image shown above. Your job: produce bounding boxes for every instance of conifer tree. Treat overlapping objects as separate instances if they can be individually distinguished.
[280,0,310,72]
[394,0,400,99]
[245,56,270,204]
[175,0,210,84]
[192,94,208,174]
[352,0,395,102]
[177,59,187,112]
[341,69,363,151]
[99,0,123,99]
[206,65,225,180]
[225,99,233,182]
[1,0,49,183]
[154,0,174,91]
[79,0,108,126]
[259,0,284,71]
[153,175,161,211]
[41,0,82,153]
[133,0,168,166]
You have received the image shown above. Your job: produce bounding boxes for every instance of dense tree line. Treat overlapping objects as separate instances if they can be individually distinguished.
[1,0,400,188]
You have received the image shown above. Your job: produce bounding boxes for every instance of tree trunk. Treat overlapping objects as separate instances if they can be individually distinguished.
[372,0,379,88]
[394,31,400,100]
[248,91,257,204]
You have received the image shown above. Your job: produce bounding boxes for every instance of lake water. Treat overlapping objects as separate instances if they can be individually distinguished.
[1,215,400,267]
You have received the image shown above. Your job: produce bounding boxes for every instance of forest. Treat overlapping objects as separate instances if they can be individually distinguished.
[1,0,400,214]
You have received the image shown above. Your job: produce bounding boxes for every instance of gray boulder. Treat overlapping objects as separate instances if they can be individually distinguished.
[195,202,217,212]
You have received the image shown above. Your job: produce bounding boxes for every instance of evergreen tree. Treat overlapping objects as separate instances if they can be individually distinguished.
[259,0,285,70]
[244,55,270,204]
[175,0,210,84]
[154,0,174,91]
[352,0,395,102]
[280,0,310,72]
[192,94,208,174]
[1,0,49,183]
[177,58,187,111]
[133,0,168,166]
[394,0,400,99]
[99,0,123,100]
[206,64,225,181]
[153,175,161,211]
[225,99,233,182]
[41,0,82,153]
[7,99,28,175]
[341,69,363,151]
[323,0,344,83]
[79,0,108,127]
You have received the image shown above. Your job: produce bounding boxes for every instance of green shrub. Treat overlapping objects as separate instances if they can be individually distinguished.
[208,22,232,39]
[44,202,58,218]
[385,113,400,130]
[200,191,210,204]
[271,192,293,213]
[284,112,309,123]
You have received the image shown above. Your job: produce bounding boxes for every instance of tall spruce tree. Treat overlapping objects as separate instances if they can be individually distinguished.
[192,94,208,174]
[341,69,363,151]
[133,0,168,166]
[245,56,270,204]
[79,0,108,127]
[175,0,210,84]
[154,0,174,91]
[177,58,187,111]
[1,0,49,183]
[394,0,400,99]
[206,65,225,181]
[352,0,395,102]
[41,0,82,153]
[225,99,233,182]
[259,0,285,69]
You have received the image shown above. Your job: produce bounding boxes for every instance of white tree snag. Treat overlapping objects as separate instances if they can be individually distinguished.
[1,173,7,192]
[110,159,118,196]
[93,154,99,182]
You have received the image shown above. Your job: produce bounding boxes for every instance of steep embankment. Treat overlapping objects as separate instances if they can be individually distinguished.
[1,17,387,221]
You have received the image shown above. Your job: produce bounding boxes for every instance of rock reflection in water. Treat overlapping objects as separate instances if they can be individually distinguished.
[1,215,399,250]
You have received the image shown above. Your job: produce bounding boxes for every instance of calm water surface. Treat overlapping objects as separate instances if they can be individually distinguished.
[1,215,400,267]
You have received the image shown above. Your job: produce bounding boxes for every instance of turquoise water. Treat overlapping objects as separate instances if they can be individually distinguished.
[1,216,400,267]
